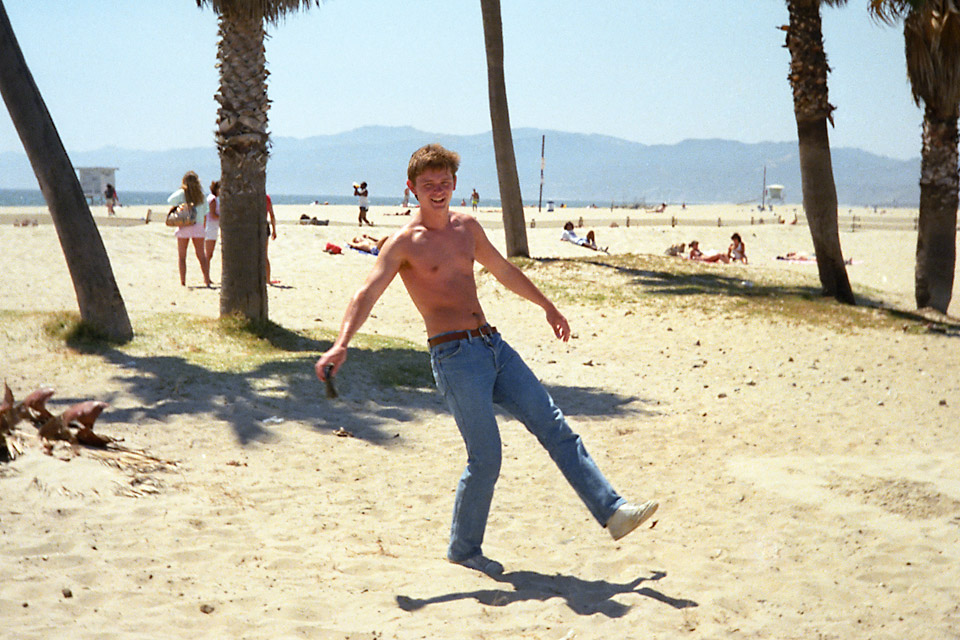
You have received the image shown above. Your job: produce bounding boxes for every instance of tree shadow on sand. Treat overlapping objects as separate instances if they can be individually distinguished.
[62,322,657,446]
[536,254,960,337]
[396,569,697,617]
[538,255,836,301]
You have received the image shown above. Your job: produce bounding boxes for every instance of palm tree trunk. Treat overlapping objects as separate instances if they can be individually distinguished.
[0,0,132,341]
[480,0,529,258]
[786,0,855,304]
[915,107,958,312]
[796,119,854,302]
[215,11,270,321]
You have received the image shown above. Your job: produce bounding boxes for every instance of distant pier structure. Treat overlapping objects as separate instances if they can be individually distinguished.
[76,167,117,204]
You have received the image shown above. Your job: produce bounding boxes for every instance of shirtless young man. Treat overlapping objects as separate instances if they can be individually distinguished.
[315,144,658,575]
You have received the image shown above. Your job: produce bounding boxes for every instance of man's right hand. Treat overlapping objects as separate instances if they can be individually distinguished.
[315,346,347,381]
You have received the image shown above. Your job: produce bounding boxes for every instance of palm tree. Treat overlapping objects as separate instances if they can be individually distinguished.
[196,0,321,321]
[480,0,529,258]
[870,0,959,314]
[785,0,856,304]
[0,1,132,341]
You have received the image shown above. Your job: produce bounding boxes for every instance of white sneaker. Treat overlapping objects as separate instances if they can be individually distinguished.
[607,500,659,541]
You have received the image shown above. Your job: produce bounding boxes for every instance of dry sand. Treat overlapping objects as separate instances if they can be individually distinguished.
[1,201,959,639]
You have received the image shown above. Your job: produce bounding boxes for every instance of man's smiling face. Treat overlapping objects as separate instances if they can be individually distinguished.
[409,167,457,215]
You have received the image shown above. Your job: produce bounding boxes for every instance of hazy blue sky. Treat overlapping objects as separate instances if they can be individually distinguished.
[1,1,923,160]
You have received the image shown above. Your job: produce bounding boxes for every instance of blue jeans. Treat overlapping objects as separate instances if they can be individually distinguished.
[429,330,625,562]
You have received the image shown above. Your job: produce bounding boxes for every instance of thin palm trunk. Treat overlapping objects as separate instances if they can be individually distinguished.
[915,106,958,311]
[786,0,855,304]
[0,0,132,341]
[480,0,529,258]
[215,11,269,321]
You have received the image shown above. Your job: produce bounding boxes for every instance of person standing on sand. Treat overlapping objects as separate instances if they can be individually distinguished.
[168,171,211,287]
[354,181,372,226]
[205,180,220,264]
[471,188,479,211]
[315,144,658,576]
[266,194,278,284]
[104,183,119,216]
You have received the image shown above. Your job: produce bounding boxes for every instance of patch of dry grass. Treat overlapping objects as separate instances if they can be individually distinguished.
[6,310,435,390]
[511,253,959,335]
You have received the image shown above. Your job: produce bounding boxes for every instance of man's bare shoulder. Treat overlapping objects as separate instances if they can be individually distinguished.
[448,210,480,227]
[377,219,429,262]
[388,218,428,245]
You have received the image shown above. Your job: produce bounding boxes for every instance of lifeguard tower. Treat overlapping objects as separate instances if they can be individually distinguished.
[766,184,784,202]
[76,167,118,204]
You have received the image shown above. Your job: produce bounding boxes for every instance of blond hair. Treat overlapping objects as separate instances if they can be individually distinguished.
[182,171,204,206]
[407,144,460,183]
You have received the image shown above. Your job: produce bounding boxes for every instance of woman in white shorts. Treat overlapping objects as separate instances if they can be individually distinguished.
[168,171,210,287]
[205,180,220,265]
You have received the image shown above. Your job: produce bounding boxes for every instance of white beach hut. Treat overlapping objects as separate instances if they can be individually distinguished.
[766,184,784,201]
[76,167,118,204]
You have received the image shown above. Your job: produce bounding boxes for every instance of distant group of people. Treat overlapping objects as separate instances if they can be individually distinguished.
[168,171,277,287]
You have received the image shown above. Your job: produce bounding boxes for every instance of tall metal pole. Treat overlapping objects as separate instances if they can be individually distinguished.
[538,134,545,212]
[761,165,767,211]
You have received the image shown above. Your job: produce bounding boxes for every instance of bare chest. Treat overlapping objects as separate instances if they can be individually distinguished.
[402,225,475,277]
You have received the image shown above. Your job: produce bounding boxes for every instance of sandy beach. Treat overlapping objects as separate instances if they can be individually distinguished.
[2,201,959,639]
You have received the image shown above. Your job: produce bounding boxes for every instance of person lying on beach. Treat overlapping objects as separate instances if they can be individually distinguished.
[315,143,658,576]
[777,251,854,265]
[347,234,388,255]
[777,251,815,262]
[687,240,728,263]
[561,221,608,253]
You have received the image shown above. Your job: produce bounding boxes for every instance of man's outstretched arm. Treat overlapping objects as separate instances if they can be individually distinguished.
[315,239,403,380]
[470,219,570,342]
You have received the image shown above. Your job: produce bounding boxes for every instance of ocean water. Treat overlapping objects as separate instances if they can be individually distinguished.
[0,189,405,208]
[0,188,595,209]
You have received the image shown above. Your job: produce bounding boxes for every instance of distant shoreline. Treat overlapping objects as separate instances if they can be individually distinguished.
[0,187,815,210]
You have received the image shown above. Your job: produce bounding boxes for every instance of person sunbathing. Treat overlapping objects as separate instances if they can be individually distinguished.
[561,221,608,253]
[687,240,728,263]
[348,234,388,255]
[727,233,748,264]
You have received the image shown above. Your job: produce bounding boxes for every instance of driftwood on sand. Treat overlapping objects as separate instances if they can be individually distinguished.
[1,382,176,480]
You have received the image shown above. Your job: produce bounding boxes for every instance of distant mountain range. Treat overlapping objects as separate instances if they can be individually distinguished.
[0,126,921,206]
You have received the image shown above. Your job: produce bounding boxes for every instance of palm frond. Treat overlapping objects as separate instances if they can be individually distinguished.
[196,0,321,24]
[903,1,960,112]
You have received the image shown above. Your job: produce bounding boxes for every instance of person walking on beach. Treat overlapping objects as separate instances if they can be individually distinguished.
[104,183,119,216]
[168,171,211,287]
[315,144,658,575]
[471,188,479,212]
[205,180,220,264]
[354,181,372,226]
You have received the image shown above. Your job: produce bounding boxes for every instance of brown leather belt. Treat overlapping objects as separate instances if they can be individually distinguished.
[428,325,497,348]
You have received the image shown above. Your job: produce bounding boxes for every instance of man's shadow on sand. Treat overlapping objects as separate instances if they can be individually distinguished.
[396,569,696,617]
